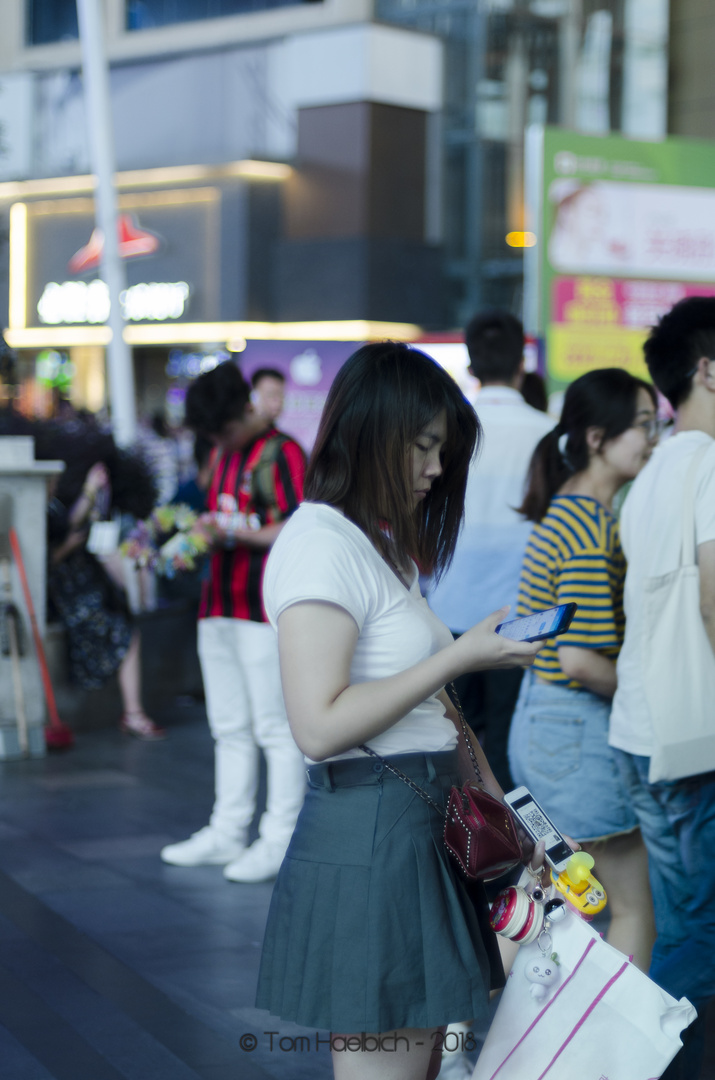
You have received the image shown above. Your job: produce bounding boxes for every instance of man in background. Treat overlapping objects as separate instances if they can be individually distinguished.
[161,362,306,883]
[427,311,554,789]
[251,368,286,426]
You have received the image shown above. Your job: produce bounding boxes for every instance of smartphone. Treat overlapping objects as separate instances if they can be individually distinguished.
[495,603,577,643]
[503,787,574,874]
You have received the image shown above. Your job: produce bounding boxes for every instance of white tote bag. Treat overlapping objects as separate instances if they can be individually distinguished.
[473,908,696,1080]
[642,444,715,783]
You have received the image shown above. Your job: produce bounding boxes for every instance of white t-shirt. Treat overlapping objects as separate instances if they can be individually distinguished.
[263,502,457,761]
[427,387,555,632]
[609,431,715,756]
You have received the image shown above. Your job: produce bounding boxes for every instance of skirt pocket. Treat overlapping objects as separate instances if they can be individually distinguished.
[287,782,380,867]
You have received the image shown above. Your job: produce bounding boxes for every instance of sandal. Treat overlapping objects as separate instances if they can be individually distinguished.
[120,712,167,741]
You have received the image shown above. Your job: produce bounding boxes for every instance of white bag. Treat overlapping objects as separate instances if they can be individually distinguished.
[474,908,696,1080]
[86,517,121,557]
[642,444,715,783]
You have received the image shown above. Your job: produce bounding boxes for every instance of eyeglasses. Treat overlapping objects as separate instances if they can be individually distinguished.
[684,357,715,378]
[632,417,665,440]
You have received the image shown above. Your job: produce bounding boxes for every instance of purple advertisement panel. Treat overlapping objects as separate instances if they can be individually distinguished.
[237,340,360,454]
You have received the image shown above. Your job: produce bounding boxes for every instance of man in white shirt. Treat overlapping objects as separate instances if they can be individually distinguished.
[427,312,554,789]
[609,297,715,1079]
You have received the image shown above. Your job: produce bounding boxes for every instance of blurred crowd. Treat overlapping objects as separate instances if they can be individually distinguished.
[1,295,712,1078]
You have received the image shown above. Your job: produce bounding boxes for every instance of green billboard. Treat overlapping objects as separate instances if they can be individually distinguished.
[528,127,715,388]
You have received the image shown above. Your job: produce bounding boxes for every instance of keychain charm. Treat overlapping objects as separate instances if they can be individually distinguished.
[489,884,545,944]
[524,917,562,999]
[525,951,561,999]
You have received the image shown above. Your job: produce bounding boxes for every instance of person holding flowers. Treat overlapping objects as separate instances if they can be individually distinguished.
[160,362,307,884]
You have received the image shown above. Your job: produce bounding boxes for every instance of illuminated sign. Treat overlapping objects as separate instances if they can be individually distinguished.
[6,182,422,349]
[37,280,190,324]
[11,187,220,331]
[68,213,161,274]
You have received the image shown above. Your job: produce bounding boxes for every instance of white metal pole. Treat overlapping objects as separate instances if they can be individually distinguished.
[76,0,136,446]
[523,124,544,339]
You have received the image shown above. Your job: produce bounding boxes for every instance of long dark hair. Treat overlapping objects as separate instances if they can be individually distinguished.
[0,410,157,520]
[305,342,480,577]
[519,368,656,522]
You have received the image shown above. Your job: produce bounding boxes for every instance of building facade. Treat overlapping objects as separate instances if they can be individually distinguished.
[0,0,444,415]
[0,0,688,417]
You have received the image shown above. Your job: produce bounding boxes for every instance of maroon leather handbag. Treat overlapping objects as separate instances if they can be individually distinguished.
[360,688,522,881]
[443,780,522,880]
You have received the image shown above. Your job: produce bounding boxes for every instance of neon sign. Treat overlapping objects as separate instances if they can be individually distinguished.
[37,280,190,324]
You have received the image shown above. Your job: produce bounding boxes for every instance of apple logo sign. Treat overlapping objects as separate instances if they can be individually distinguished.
[290,348,322,386]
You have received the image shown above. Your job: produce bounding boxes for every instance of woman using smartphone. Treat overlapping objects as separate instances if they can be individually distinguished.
[508,367,659,971]
[256,343,541,1080]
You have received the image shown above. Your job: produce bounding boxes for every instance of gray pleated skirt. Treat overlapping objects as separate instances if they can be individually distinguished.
[256,749,504,1034]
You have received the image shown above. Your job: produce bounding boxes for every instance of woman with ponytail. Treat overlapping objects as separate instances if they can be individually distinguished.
[508,368,659,971]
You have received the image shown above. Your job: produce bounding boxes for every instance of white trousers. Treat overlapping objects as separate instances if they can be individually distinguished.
[197,617,305,848]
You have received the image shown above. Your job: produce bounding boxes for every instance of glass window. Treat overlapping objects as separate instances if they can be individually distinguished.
[27,0,79,45]
[127,0,321,30]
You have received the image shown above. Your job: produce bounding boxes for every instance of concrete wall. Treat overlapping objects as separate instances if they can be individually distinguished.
[0,0,373,73]
[0,20,443,180]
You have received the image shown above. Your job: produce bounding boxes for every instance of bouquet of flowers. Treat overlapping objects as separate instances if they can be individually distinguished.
[121,504,220,578]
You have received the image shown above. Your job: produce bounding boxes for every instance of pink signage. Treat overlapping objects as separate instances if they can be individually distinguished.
[553,277,715,329]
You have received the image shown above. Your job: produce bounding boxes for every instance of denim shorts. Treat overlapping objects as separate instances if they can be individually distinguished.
[507,670,638,842]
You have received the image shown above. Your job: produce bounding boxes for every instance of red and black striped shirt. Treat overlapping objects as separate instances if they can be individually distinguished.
[199,428,306,622]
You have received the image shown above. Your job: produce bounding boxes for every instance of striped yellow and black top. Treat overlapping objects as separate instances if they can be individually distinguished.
[516,496,625,688]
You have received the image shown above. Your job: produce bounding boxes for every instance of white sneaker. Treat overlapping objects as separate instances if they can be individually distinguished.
[223,839,286,883]
[439,1053,475,1080]
[440,1021,476,1080]
[160,826,246,866]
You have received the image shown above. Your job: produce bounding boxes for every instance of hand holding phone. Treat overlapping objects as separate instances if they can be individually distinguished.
[503,786,575,874]
[495,603,577,643]
[454,606,545,676]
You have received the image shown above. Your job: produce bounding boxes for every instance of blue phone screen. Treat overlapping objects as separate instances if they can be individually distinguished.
[496,606,565,641]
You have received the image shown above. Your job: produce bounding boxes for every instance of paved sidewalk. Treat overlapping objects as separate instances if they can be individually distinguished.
[0,700,711,1079]
[0,700,332,1080]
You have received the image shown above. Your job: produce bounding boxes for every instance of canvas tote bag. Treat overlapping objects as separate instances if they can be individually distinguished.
[642,443,715,783]
[473,906,696,1080]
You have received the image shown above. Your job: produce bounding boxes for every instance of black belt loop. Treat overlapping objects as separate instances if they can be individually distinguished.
[426,753,437,784]
[307,763,336,791]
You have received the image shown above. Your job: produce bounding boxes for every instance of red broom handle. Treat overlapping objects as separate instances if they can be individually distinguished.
[9,527,63,730]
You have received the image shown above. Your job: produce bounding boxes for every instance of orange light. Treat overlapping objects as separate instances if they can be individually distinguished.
[506,231,537,248]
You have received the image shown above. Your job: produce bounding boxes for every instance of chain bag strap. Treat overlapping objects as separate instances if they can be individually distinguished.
[358,683,480,815]
[359,683,522,880]
[359,743,446,817]
[448,681,486,784]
